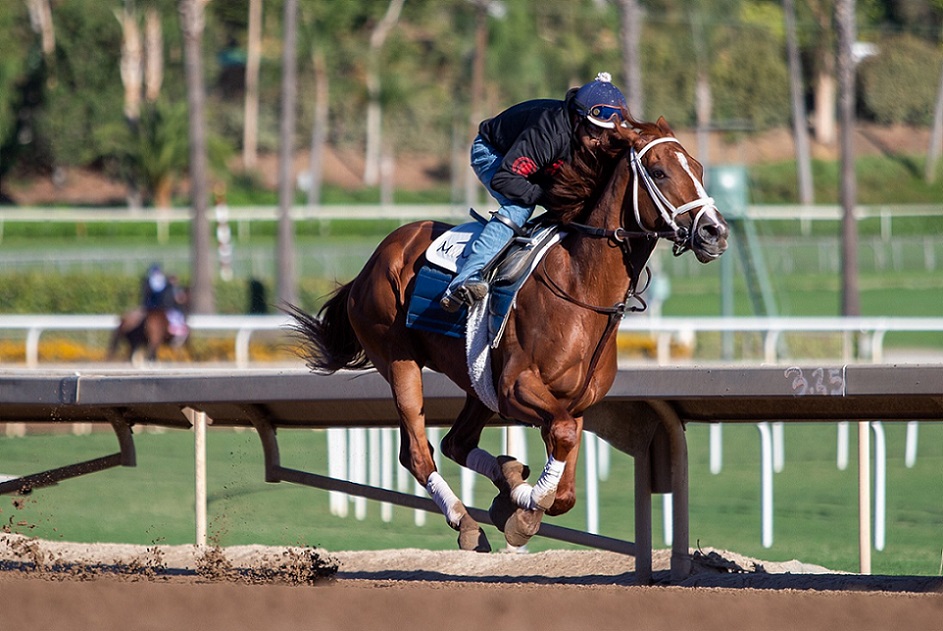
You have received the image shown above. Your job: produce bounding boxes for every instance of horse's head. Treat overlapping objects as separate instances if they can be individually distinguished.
[617,117,729,263]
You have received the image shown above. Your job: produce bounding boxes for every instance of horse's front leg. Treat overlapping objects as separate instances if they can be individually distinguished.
[484,372,584,547]
[541,415,582,516]
[504,413,581,514]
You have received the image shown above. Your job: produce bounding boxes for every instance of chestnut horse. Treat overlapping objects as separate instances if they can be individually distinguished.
[289,116,728,551]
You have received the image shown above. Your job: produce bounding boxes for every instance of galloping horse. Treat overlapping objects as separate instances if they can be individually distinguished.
[289,116,728,551]
[107,308,179,363]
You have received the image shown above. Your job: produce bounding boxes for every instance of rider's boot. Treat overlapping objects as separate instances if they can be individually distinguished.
[440,275,489,312]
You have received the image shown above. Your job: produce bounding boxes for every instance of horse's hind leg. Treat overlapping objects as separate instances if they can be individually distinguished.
[390,360,491,552]
[442,399,544,549]
[441,396,512,491]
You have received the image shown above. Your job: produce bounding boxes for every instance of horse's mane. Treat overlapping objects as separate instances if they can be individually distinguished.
[542,116,664,225]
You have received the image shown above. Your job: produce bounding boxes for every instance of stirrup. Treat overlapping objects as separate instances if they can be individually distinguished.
[440,278,489,313]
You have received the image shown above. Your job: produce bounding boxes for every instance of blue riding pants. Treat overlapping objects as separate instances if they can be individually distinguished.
[447,135,535,290]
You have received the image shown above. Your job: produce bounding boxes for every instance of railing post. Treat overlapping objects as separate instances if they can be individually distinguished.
[26,327,42,368]
[235,327,253,368]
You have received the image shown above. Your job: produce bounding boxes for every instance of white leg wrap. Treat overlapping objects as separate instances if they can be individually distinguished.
[510,457,565,510]
[426,471,464,528]
[465,447,502,484]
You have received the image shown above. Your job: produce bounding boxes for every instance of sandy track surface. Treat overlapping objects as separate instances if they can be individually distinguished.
[2,534,941,630]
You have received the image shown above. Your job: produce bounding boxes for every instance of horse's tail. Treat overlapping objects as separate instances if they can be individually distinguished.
[283,282,372,374]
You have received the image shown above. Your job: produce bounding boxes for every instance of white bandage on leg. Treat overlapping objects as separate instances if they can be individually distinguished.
[426,471,464,528]
[465,447,502,483]
[510,457,565,511]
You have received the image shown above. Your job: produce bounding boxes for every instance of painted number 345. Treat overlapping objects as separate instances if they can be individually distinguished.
[784,367,845,396]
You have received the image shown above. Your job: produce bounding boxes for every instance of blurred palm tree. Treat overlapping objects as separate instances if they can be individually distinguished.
[97,101,230,208]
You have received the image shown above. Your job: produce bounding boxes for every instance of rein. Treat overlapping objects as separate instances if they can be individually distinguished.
[536,247,651,414]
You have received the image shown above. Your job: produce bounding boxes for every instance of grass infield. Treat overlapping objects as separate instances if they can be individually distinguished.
[1,422,940,575]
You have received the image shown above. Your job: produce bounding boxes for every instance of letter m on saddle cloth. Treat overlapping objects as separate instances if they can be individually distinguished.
[405,212,564,347]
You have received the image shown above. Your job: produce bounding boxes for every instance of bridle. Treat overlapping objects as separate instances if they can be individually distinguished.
[568,135,717,258]
[629,136,717,257]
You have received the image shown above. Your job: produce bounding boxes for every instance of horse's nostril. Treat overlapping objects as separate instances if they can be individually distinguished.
[699,223,720,242]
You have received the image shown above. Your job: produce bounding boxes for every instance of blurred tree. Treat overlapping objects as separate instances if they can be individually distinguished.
[277,0,299,306]
[928,59,943,183]
[2,0,941,207]
[117,2,144,208]
[836,0,858,317]
[859,33,943,125]
[711,2,790,130]
[0,4,38,190]
[26,0,55,57]
[180,0,215,314]
[804,0,838,145]
[242,0,261,170]
[618,0,645,118]
[784,0,815,203]
[28,1,127,169]
[364,0,405,186]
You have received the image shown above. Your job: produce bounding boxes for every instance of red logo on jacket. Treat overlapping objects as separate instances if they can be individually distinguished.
[510,156,538,177]
[544,159,564,176]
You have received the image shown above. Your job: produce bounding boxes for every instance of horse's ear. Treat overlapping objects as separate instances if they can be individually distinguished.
[615,120,641,145]
[656,116,675,137]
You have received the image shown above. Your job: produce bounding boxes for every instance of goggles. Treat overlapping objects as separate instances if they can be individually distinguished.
[584,104,624,128]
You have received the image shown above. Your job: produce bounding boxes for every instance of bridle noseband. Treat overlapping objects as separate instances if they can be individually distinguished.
[630,136,717,256]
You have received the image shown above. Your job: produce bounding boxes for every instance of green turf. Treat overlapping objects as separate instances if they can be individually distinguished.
[2,422,940,575]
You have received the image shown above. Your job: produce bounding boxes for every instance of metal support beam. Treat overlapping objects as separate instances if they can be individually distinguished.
[246,406,636,556]
[0,410,136,495]
[647,399,691,582]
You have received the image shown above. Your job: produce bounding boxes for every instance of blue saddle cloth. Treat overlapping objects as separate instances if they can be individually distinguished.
[405,265,518,339]
[405,265,466,338]
[405,222,561,341]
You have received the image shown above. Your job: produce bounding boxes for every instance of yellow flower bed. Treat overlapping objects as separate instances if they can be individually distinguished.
[0,336,298,364]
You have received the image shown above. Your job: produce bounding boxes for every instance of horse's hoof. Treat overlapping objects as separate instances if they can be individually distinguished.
[488,491,516,533]
[502,507,544,548]
[489,492,543,548]
[457,513,491,553]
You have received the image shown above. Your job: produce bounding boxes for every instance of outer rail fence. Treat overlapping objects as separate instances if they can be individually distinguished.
[1,203,939,235]
[0,314,290,368]
[1,366,940,584]
[616,316,943,364]
[2,314,941,368]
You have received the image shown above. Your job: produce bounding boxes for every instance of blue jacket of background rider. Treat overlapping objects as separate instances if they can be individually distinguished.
[141,264,175,311]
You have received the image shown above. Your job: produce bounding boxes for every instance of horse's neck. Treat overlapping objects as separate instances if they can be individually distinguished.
[565,153,639,296]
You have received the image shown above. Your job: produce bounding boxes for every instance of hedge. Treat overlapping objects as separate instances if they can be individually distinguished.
[0,272,336,315]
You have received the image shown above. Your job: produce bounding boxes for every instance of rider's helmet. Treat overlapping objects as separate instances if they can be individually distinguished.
[570,72,628,129]
[147,263,167,293]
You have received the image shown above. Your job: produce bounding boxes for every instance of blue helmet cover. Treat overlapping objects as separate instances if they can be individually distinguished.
[572,72,627,128]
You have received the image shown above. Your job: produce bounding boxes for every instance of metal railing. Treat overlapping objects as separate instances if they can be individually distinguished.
[2,314,941,368]
[1,202,938,239]
[0,314,290,368]
[618,316,943,364]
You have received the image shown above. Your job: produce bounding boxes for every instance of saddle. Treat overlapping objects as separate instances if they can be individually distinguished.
[406,211,565,346]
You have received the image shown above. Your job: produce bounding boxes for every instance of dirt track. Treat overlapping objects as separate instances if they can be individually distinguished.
[2,534,941,630]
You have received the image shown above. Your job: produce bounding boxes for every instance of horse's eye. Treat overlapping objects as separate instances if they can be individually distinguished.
[651,168,667,180]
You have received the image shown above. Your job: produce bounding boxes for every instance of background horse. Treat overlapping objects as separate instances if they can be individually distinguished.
[108,308,178,363]
[289,116,728,552]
